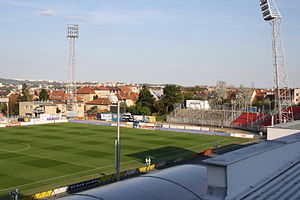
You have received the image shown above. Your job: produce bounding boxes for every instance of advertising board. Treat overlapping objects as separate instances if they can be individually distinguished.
[149,116,156,123]
[112,114,121,122]
[0,98,9,103]
[101,113,112,121]
[231,133,254,139]
[20,122,34,126]
[6,122,21,127]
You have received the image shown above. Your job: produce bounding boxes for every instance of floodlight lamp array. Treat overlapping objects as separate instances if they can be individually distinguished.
[260,0,281,21]
[67,24,79,38]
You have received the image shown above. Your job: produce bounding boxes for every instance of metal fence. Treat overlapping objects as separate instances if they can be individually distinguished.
[167,106,267,132]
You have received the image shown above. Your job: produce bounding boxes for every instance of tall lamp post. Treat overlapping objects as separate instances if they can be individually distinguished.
[109,94,121,182]
[66,24,79,117]
[115,100,121,181]
[259,0,293,124]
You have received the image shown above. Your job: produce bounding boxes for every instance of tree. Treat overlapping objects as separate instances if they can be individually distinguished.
[127,85,156,115]
[161,85,183,113]
[18,84,32,102]
[93,95,98,100]
[12,84,32,115]
[236,85,253,109]
[154,100,166,116]
[183,93,194,103]
[0,103,7,115]
[127,102,151,115]
[56,107,61,113]
[139,105,151,116]
[262,97,272,111]
[39,89,49,101]
[87,106,98,116]
[136,85,156,113]
[215,81,228,105]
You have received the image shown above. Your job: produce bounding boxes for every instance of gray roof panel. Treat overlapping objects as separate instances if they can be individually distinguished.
[58,165,207,200]
[203,140,283,166]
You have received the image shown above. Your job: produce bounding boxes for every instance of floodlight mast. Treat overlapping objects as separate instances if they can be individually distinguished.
[66,24,79,115]
[260,0,293,124]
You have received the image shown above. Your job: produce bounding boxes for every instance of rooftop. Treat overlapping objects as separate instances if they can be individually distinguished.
[86,98,111,105]
[77,87,95,94]
[273,119,300,130]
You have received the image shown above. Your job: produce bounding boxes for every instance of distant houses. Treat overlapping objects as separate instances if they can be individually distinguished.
[1,81,299,118]
[16,85,142,117]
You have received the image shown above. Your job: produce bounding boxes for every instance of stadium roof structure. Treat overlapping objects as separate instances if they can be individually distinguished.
[58,132,300,200]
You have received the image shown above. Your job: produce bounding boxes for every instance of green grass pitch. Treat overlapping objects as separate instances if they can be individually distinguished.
[0,122,251,198]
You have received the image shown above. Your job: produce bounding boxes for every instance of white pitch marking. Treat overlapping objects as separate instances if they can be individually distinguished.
[0,143,31,153]
[0,159,138,192]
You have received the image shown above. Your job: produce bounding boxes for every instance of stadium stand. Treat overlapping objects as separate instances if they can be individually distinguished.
[231,113,269,127]
[167,109,240,127]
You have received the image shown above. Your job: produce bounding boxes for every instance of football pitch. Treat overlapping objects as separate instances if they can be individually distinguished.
[0,122,252,198]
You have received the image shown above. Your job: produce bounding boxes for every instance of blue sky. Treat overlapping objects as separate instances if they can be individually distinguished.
[0,0,299,87]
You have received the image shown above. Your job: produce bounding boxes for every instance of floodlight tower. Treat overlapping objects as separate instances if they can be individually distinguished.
[66,24,79,113]
[259,0,293,124]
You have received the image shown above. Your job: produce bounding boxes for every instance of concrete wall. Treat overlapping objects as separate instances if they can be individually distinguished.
[77,94,95,103]
[226,144,286,199]
[19,102,34,116]
[75,103,85,117]
[267,127,299,140]
[44,106,57,115]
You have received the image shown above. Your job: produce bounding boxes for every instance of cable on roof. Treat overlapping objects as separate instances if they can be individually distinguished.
[69,193,105,200]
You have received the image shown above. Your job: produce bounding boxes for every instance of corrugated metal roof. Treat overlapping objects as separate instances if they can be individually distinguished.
[240,160,300,200]
[57,165,207,200]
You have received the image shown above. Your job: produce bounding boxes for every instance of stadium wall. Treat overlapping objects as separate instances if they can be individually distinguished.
[69,120,254,138]
[267,127,300,140]
[2,119,69,128]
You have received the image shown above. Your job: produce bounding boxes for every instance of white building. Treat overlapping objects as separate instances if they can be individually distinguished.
[186,100,210,110]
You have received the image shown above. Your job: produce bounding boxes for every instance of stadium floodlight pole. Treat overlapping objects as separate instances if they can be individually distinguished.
[259,0,293,124]
[66,24,79,116]
[115,100,121,181]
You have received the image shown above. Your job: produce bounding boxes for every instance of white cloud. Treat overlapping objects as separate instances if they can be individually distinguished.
[39,10,55,17]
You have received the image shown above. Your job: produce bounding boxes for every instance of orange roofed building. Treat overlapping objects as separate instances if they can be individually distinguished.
[116,92,139,107]
[86,98,112,112]
[77,87,96,103]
